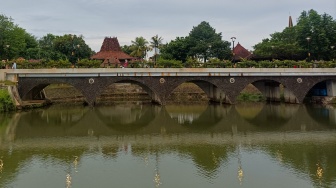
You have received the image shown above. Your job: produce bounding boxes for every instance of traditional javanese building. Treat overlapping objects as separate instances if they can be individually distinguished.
[233,42,253,61]
[91,37,135,67]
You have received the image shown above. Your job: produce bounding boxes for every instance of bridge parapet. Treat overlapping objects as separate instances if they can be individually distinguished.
[2,68,336,80]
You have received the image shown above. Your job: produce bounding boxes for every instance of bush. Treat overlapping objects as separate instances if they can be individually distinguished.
[157,59,183,68]
[237,92,265,102]
[0,89,15,112]
[76,59,101,68]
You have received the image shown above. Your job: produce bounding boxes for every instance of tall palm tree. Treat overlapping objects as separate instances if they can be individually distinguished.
[150,35,163,65]
[130,37,149,59]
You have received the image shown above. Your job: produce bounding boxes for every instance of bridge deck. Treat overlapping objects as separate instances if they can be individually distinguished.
[2,68,336,78]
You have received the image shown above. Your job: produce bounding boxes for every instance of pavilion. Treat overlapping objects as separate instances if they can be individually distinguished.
[91,37,135,67]
[233,42,253,61]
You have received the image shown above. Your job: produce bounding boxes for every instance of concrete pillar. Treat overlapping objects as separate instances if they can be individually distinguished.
[150,91,163,105]
[254,82,281,102]
[213,87,227,104]
[326,80,336,97]
[268,86,281,102]
[284,88,298,103]
[195,82,226,104]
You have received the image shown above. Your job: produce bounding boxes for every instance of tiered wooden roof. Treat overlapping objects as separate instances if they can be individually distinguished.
[91,37,135,62]
[233,43,253,60]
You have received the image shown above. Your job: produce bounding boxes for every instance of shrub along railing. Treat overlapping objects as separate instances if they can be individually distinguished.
[1,58,336,69]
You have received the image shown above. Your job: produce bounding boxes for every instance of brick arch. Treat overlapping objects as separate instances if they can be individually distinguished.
[229,76,315,104]
[279,76,324,103]
[18,77,103,106]
[96,77,165,104]
[149,77,232,104]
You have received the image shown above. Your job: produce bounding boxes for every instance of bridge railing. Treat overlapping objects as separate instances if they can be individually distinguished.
[2,68,336,81]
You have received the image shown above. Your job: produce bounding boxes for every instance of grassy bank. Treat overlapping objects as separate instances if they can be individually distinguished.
[0,89,15,112]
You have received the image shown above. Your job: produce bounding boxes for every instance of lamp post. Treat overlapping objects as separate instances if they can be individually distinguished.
[271,45,275,60]
[306,37,311,61]
[231,37,236,64]
[5,45,10,61]
[76,44,80,66]
[331,46,335,61]
[207,44,211,63]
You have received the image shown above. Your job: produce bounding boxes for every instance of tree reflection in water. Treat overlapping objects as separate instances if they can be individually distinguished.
[0,103,335,187]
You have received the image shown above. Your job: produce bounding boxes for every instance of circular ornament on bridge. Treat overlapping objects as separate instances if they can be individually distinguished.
[89,78,95,84]
[229,78,235,83]
[159,78,165,84]
[297,78,303,83]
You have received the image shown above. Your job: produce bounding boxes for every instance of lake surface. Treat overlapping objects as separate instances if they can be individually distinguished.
[0,103,335,188]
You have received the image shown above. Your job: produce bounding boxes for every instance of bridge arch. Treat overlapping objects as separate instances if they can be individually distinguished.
[157,77,236,104]
[92,77,167,105]
[304,78,336,102]
[18,78,88,102]
[234,76,323,104]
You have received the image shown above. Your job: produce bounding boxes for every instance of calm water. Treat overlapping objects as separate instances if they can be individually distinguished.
[0,103,335,188]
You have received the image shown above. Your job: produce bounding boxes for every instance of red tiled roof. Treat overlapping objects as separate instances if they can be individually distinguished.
[233,43,253,60]
[91,51,134,60]
[91,37,135,60]
[100,37,121,51]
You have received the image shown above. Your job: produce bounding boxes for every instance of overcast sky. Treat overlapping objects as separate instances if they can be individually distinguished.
[1,0,336,52]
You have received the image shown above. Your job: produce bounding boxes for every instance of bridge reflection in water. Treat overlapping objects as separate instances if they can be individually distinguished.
[0,103,336,188]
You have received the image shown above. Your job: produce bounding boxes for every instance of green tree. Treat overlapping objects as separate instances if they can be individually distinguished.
[130,37,150,59]
[253,28,305,60]
[150,35,163,64]
[0,14,38,60]
[53,34,94,64]
[188,21,231,62]
[296,9,336,60]
[121,44,132,55]
[254,9,336,61]
[37,33,64,60]
[160,37,191,62]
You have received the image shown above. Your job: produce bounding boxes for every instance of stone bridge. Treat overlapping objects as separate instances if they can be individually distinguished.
[3,68,336,106]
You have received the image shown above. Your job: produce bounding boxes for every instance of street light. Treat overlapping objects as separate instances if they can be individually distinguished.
[306,37,311,61]
[76,44,80,65]
[231,37,236,64]
[331,45,335,61]
[70,34,80,67]
[207,44,212,63]
[271,45,275,60]
[5,45,10,61]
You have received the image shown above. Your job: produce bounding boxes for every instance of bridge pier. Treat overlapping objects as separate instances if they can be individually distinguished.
[150,91,164,105]
[284,88,299,103]
[254,82,281,102]
[196,82,229,104]
[326,81,336,97]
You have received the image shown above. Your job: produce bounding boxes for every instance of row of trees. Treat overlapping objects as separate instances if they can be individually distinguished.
[253,9,336,61]
[0,15,94,63]
[0,13,166,65]
[122,10,336,63]
[1,9,335,66]
[121,21,232,63]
